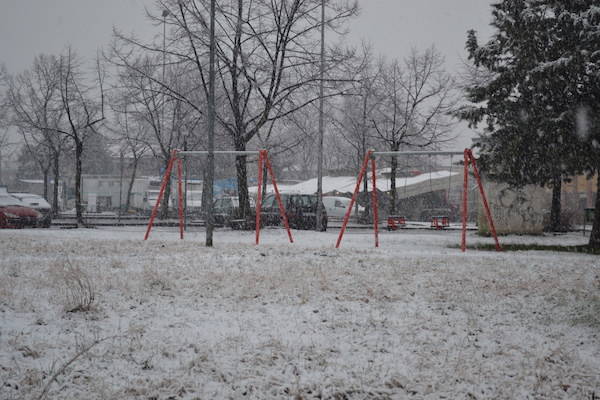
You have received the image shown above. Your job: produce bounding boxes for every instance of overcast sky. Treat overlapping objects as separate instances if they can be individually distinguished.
[0,0,494,73]
[0,0,495,147]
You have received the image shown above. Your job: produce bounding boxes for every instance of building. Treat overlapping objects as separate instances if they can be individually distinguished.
[81,175,203,213]
[80,175,148,212]
[562,174,598,224]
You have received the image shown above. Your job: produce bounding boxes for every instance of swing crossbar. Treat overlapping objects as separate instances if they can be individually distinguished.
[373,151,464,156]
[177,150,259,156]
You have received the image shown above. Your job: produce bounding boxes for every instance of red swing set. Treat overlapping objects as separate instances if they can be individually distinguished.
[143,149,294,245]
[335,149,502,252]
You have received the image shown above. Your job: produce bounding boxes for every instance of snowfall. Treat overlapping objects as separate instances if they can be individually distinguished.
[1,226,599,399]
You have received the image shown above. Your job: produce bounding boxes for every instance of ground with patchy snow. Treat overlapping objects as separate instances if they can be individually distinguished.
[1,227,599,399]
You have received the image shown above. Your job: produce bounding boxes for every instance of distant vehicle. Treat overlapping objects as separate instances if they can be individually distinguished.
[0,194,41,228]
[10,193,52,227]
[322,196,364,218]
[261,193,327,231]
[213,196,255,227]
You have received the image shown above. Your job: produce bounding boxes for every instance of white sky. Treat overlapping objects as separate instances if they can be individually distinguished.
[0,0,494,72]
[0,0,495,148]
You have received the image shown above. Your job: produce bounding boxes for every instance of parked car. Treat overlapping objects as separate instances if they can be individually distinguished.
[10,193,52,227]
[0,194,42,228]
[213,196,255,227]
[322,196,364,218]
[261,193,328,231]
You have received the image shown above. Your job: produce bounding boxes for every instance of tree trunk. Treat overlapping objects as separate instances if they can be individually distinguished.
[360,84,369,222]
[548,176,562,232]
[201,168,209,215]
[361,153,369,221]
[235,140,250,220]
[75,140,84,226]
[125,158,138,212]
[588,173,600,249]
[42,168,49,201]
[390,155,397,215]
[261,161,268,200]
[52,152,60,216]
[159,158,171,220]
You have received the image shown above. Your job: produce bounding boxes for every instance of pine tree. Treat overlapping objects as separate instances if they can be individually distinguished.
[538,0,600,247]
[459,0,585,233]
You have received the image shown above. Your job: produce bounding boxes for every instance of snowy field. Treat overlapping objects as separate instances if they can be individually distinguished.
[1,227,599,399]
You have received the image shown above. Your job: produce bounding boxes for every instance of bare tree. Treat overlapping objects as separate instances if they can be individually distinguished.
[57,48,106,225]
[330,43,383,216]
[372,47,456,214]
[112,0,358,219]
[108,99,150,213]
[0,127,16,187]
[20,130,54,194]
[5,55,69,214]
[111,56,201,218]
[0,64,10,185]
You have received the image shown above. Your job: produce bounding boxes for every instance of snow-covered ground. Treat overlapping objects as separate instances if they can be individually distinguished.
[1,227,599,399]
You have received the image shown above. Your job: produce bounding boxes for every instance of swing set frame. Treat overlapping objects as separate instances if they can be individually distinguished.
[143,149,294,245]
[335,149,502,252]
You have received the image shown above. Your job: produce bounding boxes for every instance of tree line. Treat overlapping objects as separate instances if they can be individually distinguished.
[0,0,457,227]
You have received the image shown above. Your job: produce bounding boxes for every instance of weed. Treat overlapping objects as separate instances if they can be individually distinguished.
[56,259,96,312]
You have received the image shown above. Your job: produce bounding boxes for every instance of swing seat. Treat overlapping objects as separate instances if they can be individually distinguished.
[387,215,406,231]
[430,216,449,230]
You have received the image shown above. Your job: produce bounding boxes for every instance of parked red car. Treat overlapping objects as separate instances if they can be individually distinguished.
[0,194,41,228]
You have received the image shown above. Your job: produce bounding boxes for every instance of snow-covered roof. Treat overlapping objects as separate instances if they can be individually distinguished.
[19,179,60,185]
[249,170,460,194]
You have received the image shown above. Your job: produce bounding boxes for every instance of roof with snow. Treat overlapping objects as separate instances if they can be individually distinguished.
[250,170,460,195]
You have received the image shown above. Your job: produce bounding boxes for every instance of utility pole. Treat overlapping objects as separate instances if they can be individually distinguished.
[183,136,188,231]
[316,0,325,231]
[206,0,216,246]
[161,9,170,218]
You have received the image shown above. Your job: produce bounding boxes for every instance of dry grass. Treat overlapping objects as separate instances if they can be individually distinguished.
[1,230,599,399]
[53,259,96,313]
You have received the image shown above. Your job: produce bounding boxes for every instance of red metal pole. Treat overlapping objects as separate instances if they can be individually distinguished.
[468,150,502,252]
[370,155,379,248]
[461,149,469,252]
[336,151,372,248]
[144,150,177,240]
[177,157,185,240]
[255,150,265,245]
[265,154,294,243]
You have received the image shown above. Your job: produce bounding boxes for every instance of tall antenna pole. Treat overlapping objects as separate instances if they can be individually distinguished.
[206,0,216,246]
[316,0,325,231]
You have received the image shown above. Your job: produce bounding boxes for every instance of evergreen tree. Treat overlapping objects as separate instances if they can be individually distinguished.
[538,0,600,247]
[459,0,585,232]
